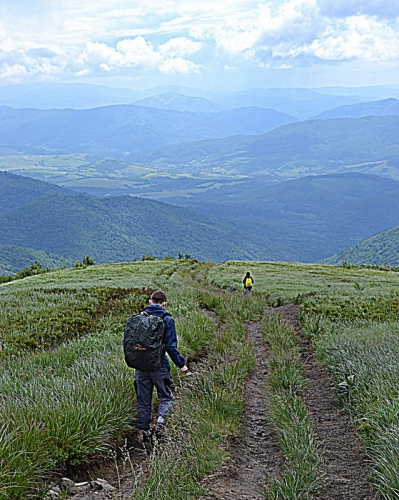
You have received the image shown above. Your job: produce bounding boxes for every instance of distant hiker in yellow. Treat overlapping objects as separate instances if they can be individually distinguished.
[243,271,254,294]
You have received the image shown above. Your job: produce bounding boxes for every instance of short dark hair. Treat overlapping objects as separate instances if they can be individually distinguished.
[151,290,167,304]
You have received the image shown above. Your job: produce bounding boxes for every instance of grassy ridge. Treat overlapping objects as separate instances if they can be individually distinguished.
[0,262,215,497]
[207,260,399,498]
[2,260,399,498]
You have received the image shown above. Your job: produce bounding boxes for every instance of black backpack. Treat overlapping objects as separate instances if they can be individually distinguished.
[124,312,165,372]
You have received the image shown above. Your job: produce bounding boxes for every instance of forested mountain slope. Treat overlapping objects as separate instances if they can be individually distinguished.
[0,244,72,275]
[2,172,399,269]
[0,171,72,213]
[0,192,334,264]
[323,226,399,267]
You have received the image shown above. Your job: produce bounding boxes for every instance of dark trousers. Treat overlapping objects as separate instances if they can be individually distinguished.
[134,366,175,431]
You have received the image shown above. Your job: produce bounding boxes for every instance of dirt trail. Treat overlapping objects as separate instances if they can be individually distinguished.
[53,304,381,500]
[197,320,282,500]
[198,305,381,499]
[274,304,381,500]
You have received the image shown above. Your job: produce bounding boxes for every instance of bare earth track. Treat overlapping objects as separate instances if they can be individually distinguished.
[59,304,381,500]
[276,304,381,500]
[197,320,282,500]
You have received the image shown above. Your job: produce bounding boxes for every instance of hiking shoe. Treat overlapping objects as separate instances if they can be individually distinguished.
[154,421,167,443]
[142,430,153,453]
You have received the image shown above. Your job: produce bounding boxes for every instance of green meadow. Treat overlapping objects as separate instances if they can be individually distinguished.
[1,259,399,498]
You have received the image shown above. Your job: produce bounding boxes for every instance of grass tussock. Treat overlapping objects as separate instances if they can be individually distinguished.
[301,293,399,497]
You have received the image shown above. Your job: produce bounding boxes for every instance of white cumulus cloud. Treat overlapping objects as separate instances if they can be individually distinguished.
[158,37,203,57]
[77,36,203,75]
[212,0,399,66]
[308,16,399,61]
[159,57,202,74]
[0,0,398,85]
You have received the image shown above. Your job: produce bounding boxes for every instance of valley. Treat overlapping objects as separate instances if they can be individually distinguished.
[1,83,399,271]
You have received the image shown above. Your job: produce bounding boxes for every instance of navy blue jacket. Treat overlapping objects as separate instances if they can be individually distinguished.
[144,304,186,369]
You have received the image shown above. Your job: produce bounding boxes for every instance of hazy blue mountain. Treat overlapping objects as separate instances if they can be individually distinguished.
[2,82,397,123]
[0,82,142,109]
[128,115,399,176]
[214,89,365,119]
[315,85,399,100]
[0,82,224,109]
[323,226,399,267]
[132,93,226,112]
[0,171,73,213]
[313,98,399,119]
[274,95,367,119]
[0,104,298,155]
[1,82,396,115]
[133,85,222,100]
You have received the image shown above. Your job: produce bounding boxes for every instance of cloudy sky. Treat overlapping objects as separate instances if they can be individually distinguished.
[1,0,399,90]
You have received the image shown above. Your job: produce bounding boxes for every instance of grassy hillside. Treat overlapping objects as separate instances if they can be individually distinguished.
[2,260,399,498]
[324,226,399,267]
[128,115,399,178]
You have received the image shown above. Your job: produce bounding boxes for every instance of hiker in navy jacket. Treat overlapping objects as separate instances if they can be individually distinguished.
[134,290,187,447]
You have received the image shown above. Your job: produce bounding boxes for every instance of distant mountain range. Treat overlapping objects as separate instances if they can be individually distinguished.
[0,172,336,272]
[132,89,364,119]
[2,81,398,117]
[127,115,399,177]
[0,82,141,110]
[1,103,398,180]
[152,172,399,257]
[133,93,226,112]
[314,98,399,119]
[1,83,399,270]
[1,171,399,272]
[0,104,297,155]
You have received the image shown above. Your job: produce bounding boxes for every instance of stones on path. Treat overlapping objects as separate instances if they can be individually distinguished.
[45,477,116,499]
